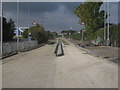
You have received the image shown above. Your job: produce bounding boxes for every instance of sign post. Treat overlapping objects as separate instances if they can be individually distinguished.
[80,21,85,41]
[32,20,37,40]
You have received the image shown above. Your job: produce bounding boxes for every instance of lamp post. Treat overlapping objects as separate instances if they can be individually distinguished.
[104,2,106,46]
[28,2,30,42]
[1,0,2,59]
[17,0,19,49]
[107,1,110,46]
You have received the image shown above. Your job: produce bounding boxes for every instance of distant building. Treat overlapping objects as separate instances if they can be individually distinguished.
[61,30,76,35]
[58,33,63,38]
[78,31,80,33]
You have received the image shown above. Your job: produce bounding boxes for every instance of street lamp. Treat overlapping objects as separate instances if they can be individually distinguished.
[28,2,30,42]
[104,2,106,46]
[0,0,2,59]
[17,0,19,49]
[107,1,110,46]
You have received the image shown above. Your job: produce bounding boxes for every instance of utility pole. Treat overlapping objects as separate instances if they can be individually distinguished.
[107,1,110,46]
[17,0,19,49]
[104,2,106,46]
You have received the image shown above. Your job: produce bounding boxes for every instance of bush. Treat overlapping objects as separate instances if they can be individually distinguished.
[23,29,28,38]
[29,24,53,44]
[109,24,118,46]
[71,33,82,40]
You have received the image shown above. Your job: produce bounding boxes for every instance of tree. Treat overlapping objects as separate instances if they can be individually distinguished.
[3,17,8,41]
[7,19,15,39]
[74,2,107,40]
[29,24,53,44]
[3,17,15,42]
[30,24,45,40]
[109,24,118,46]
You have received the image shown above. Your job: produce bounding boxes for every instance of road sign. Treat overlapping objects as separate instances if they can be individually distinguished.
[32,20,37,26]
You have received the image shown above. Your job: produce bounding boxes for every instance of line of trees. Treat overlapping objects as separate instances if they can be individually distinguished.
[66,2,119,46]
[63,24,119,46]
[61,30,77,35]
[2,17,55,44]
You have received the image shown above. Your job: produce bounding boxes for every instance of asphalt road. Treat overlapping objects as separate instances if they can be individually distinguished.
[2,39,118,88]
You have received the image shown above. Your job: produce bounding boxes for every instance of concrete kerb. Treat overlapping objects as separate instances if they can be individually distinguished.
[76,45,99,57]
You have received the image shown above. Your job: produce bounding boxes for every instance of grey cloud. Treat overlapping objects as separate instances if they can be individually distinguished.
[3,2,60,14]
[2,2,118,33]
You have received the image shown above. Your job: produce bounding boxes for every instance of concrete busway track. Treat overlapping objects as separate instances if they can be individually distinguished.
[2,38,118,88]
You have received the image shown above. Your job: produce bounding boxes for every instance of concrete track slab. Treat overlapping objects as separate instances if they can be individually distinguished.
[2,40,118,88]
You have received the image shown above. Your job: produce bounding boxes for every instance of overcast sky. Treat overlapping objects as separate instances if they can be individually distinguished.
[2,2,118,33]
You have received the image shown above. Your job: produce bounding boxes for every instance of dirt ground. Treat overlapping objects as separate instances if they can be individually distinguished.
[85,46,118,58]
[67,39,119,63]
